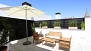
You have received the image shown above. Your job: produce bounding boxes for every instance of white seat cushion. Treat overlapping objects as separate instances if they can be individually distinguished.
[46,36,60,39]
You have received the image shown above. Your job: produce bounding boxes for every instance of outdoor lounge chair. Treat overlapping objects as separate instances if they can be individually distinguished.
[33,32,44,44]
[59,36,72,51]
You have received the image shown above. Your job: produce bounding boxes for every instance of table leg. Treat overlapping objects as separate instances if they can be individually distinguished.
[52,42,54,49]
[52,42,56,49]
[55,41,56,45]
[42,40,43,45]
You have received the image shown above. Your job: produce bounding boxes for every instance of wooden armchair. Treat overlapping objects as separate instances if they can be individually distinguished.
[59,36,72,51]
[33,32,44,44]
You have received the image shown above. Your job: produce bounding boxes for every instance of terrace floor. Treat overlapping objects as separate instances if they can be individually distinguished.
[9,36,91,51]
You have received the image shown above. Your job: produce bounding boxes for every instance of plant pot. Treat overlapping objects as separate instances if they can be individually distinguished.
[40,26,42,28]
[54,27,61,29]
[68,27,78,30]
[42,26,47,28]
[0,46,7,51]
[81,28,84,30]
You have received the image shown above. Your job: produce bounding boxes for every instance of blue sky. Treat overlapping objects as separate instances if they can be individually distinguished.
[0,0,91,19]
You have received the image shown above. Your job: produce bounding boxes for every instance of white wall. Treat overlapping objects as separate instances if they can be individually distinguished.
[85,18,91,33]
[84,18,91,44]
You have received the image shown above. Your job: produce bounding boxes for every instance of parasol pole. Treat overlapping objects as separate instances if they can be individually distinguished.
[23,4,31,45]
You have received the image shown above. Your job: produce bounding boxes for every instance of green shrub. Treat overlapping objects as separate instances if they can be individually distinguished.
[81,21,85,30]
[53,21,60,27]
[31,22,35,33]
[41,22,47,26]
[0,18,14,46]
[68,20,77,27]
[39,23,42,28]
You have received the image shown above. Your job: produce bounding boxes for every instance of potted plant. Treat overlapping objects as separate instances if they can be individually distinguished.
[39,23,42,28]
[81,21,85,30]
[41,22,47,28]
[31,22,35,33]
[0,18,13,51]
[53,21,61,28]
[68,20,78,29]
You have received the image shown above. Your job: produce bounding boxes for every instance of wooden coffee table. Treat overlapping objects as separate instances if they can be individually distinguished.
[42,38,56,48]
